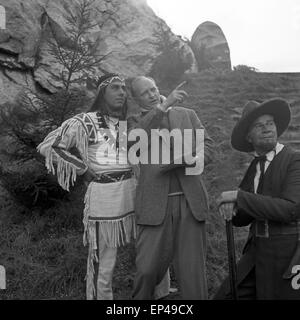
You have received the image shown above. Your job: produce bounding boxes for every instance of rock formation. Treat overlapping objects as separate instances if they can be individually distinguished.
[191,21,231,71]
[0,0,197,104]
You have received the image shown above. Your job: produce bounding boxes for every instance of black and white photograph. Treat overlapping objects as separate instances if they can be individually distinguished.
[0,0,300,305]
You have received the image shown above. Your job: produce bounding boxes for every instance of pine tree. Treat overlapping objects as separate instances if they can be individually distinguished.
[0,0,112,209]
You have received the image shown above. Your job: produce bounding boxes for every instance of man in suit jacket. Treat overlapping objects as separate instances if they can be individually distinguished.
[127,76,214,299]
[215,98,300,299]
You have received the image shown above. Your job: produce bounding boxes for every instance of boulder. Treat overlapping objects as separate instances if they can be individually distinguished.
[191,21,231,71]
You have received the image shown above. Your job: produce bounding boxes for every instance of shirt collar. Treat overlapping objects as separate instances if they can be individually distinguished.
[253,143,284,162]
[107,115,119,123]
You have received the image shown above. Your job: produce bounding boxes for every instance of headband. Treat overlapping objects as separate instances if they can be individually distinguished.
[97,76,125,91]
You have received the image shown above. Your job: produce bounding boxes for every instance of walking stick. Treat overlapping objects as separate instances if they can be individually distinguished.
[225,220,238,300]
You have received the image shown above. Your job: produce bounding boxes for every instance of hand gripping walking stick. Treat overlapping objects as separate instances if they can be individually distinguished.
[225,220,238,300]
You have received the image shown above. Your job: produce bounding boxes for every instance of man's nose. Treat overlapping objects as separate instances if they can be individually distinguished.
[262,124,273,132]
[148,91,155,98]
[118,88,126,96]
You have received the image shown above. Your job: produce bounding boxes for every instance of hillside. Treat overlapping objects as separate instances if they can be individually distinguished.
[181,70,300,298]
[1,69,300,300]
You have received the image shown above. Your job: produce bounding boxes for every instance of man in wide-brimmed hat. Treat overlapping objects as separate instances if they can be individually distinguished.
[215,97,300,299]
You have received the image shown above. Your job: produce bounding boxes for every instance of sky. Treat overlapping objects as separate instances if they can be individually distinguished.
[147,0,300,72]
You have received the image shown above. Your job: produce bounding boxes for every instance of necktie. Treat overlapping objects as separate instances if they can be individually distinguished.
[255,155,267,194]
[253,154,268,237]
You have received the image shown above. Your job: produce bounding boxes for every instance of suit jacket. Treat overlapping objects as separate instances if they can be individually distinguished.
[234,146,300,226]
[127,106,215,225]
[232,146,300,287]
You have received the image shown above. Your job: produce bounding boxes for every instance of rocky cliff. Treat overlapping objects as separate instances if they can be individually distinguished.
[0,0,197,103]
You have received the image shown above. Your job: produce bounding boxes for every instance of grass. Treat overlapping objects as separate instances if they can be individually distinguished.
[1,69,300,300]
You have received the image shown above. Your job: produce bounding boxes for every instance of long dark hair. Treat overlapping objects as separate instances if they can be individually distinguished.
[88,73,127,120]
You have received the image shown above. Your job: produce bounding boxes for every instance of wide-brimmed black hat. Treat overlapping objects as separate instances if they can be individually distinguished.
[231,98,291,152]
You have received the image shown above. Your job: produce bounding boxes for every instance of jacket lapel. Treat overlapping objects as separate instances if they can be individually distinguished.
[152,108,184,144]
[168,108,184,131]
[240,147,287,195]
[240,159,257,193]
[262,146,287,196]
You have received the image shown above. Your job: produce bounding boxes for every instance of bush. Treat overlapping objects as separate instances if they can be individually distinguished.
[0,88,88,209]
[150,49,192,88]
[233,65,258,72]
[0,165,69,209]
[149,23,192,88]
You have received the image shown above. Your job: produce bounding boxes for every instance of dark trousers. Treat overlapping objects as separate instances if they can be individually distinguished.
[132,194,208,300]
[214,268,256,300]
[214,233,300,300]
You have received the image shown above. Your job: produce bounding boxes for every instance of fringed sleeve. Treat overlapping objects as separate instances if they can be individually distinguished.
[37,117,89,191]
